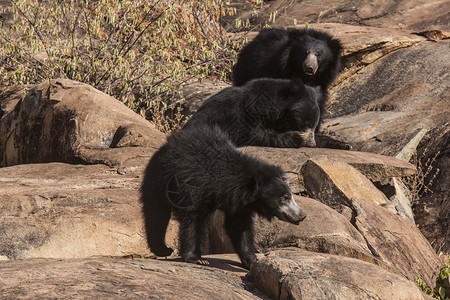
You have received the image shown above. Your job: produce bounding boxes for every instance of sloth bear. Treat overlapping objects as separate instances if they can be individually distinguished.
[232,28,342,110]
[141,126,306,269]
[184,78,321,148]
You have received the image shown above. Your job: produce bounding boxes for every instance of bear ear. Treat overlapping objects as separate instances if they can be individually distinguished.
[328,38,343,54]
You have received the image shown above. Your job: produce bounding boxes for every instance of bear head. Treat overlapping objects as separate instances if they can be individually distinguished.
[252,167,307,225]
[293,35,334,79]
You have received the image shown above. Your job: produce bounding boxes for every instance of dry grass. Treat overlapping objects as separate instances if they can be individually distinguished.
[0,0,248,132]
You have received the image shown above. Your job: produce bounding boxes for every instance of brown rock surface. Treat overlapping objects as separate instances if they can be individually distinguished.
[249,248,431,300]
[0,79,166,167]
[0,256,266,299]
[350,199,442,288]
[225,0,450,31]
[242,146,416,193]
[322,39,450,253]
[324,40,449,156]
[301,155,393,209]
[300,157,441,286]
[0,161,152,259]
[181,79,231,114]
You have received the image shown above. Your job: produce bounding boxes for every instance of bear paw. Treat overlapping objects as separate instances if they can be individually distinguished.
[151,246,174,257]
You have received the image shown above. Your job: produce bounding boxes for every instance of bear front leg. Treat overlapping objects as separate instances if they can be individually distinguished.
[224,212,257,269]
[315,134,352,150]
[178,214,209,265]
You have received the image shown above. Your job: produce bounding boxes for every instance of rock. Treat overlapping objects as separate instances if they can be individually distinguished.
[249,248,430,300]
[225,0,450,31]
[351,199,441,288]
[241,147,416,193]
[413,127,450,254]
[300,157,440,286]
[375,177,415,224]
[181,79,230,113]
[0,79,165,167]
[395,128,428,162]
[322,39,450,253]
[301,155,394,210]
[0,256,266,299]
[324,40,449,156]
[0,160,182,259]
[312,23,426,84]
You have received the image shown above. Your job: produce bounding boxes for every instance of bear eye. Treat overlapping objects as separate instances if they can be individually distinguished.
[281,193,291,202]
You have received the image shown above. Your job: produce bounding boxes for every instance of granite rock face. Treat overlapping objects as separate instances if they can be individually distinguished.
[0,256,266,300]
[249,249,432,300]
[0,79,165,167]
[224,0,450,31]
[323,39,450,254]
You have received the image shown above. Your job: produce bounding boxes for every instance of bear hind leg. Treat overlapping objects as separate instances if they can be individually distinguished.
[142,187,174,257]
[179,214,209,265]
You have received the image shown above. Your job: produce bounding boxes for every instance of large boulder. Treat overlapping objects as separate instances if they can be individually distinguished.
[301,156,394,210]
[350,199,441,288]
[0,79,171,259]
[301,157,441,286]
[249,248,432,300]
[324,40,449,155]
[0,256,264,299]
[322,38,450,253]
[0,161,168,259]
[224,0,450,31]
[0,79,165,167]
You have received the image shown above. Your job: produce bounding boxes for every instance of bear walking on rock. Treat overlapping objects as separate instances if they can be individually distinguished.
[232,28,342,110]
[184,78,321,148]
[141,126,306,269]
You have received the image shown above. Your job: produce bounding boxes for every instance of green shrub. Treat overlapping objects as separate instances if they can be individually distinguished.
[0,0,244,132]
[417,257,450,300]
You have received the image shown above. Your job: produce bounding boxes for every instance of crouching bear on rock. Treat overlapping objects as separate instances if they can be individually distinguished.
[141,126,306,269]
[184,78,321,148]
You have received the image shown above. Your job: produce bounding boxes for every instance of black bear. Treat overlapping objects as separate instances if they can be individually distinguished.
[232,28,342,110]
[184,78,321,148]
[141,126,306,269]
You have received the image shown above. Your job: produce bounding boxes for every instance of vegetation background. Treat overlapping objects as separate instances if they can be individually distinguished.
[0,0,269,131]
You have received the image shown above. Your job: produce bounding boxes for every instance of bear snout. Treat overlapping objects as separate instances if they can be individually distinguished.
[279,195,307,225]
[303,54,318,76]
[289,208,307,225]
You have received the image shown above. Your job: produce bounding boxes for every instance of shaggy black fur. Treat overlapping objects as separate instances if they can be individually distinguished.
[232,28,342,111]
[183,78,321,148]
[141,126,306,269]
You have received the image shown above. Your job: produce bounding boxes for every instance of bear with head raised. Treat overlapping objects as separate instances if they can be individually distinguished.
[232,28,342,112]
